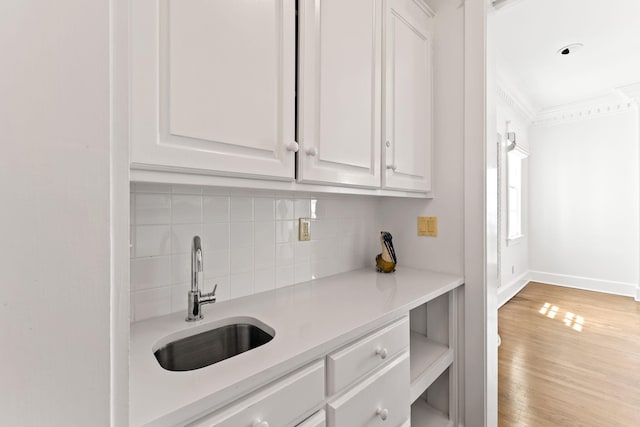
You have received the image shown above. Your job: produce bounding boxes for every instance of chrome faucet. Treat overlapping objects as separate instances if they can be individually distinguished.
[186,236,217,322]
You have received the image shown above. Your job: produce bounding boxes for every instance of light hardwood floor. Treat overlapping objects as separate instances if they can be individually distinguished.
[498,282,640,426]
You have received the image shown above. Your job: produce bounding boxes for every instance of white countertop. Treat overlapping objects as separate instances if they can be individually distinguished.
[130,266,464,427]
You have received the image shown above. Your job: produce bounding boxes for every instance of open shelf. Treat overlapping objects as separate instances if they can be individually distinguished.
[409,332,454,403]
[411,399,453,427]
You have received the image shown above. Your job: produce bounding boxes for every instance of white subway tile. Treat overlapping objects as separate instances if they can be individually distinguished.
[254,268,276,293]
[254,198,275,221]
[230,197,253,222]
[230,247,254,274]
[203,196,229,223]
[134,287,171,321]
[210,275,230,302]
[254,221,275,246]
[276,266,294,288]
[202,222,229,250]
[170,283,189,314]
[294,199,311,219]
[203,250,230,278]
[294,241,311,263]
[276,243,294,266]
[172,224,202,254]
[230,272,254,298]
[172,194,202,224]
[135,225,171,257]
[254,244,276,269]
[294,262,312,284]
[171,253,190,285]
[230,222,253,249]
[135,193,171,225]
[132,256,172,290]
[275,220,295,243]
[275,199,294,220]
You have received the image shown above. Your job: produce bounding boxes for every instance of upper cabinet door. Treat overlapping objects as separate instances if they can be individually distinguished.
[130,0,296,180]
[298,0,382,188]
[383,0,434,192]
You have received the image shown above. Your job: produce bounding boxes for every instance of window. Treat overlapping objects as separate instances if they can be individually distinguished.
[507,147,527,243]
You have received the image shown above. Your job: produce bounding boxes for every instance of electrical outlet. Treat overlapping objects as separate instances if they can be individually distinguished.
[418,216,438,237]
[298,218,311,241]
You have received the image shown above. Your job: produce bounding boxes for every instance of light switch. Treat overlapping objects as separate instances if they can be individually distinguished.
[298,218,311,241]
[418,216,437,237]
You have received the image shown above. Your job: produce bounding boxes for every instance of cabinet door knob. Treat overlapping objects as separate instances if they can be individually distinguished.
[305,146,318,156]
[376,407,389,421]
[252,420,269,427]
[386,164,397,171]
[386,140,391,148]
[285,142,299,152]
[375,347,388,359]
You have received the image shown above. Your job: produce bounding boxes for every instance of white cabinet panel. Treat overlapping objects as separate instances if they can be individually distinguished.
[327,352,410,427]
[131,0,296,180]
[298,0,382,188]
[383,0,433,192]
[189,361,325,427]
[327,316,409,395]
[297,409,326,427]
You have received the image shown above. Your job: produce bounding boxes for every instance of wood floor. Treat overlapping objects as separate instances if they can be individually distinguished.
[498,282,640,426]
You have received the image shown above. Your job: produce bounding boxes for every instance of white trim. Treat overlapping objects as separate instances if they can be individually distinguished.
[636,287,640,302]
[532,92,635,127]
[497,271,530,308]
[496,84,535,124]
[529,271,637,298]
[617,82,640,102]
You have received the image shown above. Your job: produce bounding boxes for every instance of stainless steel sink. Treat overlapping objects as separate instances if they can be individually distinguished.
[154,322,274,372]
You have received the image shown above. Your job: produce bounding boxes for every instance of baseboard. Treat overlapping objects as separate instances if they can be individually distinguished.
[529,271,637,298]
[498,271,530,308]
[636,287,640,302]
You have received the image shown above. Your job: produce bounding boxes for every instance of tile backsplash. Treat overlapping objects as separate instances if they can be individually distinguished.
[130,183,380,322]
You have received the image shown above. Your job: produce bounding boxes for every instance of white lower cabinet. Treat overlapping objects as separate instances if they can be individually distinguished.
[327,352,410,427]
[186,300,459,427]
[297,409,326,427]
[189,361,325,427]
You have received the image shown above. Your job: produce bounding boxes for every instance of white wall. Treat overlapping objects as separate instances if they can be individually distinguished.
[0,0,113,425]
[496,92,531,299]
[529,109,639,296]
[130,185,380,321]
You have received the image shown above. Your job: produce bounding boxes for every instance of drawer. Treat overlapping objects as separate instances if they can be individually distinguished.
[189,360,325,427]
[297,409,326,427]
[327,352,410,427]
[327,316,409,395]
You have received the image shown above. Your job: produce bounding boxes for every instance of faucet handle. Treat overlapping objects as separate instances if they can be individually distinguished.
[211,283,218,296]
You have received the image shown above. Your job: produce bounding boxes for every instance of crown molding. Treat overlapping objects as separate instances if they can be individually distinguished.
[617,82,640,102]
[495,84,536,124]
[532,92,634,127]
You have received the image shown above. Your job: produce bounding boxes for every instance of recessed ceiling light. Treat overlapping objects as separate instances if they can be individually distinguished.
[557,43,584,56]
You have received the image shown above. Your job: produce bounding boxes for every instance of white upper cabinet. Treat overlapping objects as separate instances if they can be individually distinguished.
[130,0,297,180]
[298,0,382,188]
[383,0,434,192]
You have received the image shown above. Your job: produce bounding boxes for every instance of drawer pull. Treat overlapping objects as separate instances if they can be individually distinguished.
[252,419,269,427]
[305,146,318,156]
[376,407,389,421]
[375,347,389,360]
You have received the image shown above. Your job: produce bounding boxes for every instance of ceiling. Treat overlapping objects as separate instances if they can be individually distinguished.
[493,0,640,112]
